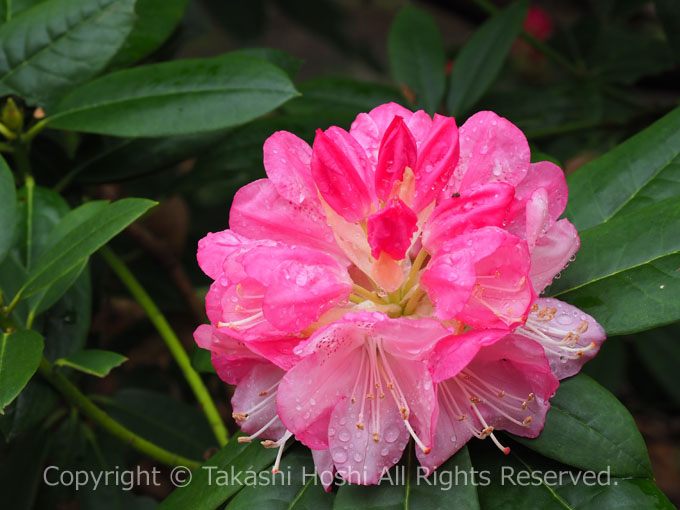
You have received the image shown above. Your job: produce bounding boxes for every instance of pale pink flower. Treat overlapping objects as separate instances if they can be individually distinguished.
[194,103,605,485]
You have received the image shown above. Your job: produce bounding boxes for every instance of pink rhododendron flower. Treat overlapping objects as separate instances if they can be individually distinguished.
[194,102,605,484]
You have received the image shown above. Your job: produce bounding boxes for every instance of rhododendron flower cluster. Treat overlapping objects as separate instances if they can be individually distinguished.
[194,103,606,485]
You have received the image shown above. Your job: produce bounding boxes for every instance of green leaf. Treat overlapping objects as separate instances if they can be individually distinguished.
[159,432,279,510]
[549,197,680,335]
[55,349,127,377]
[388,4,445,113]
[447,0,528,117]
[190,347,215,375]
[334,446,480,510]
[0,0,136,106]
[232,47,302,79]
[0,0,48,23]
[634,324,680,406]
[472,441,674,510]
[513,374,652,477]
[225,446,333,510]
[19,198,155,298]
[0,378,57,442]
[565,106,680,230]
[108,0,190,69]
[0,154,15,263]
[95,388,214,459]
[46,54,300,137]
[282,77,404,127]
[0,330,43,412]
[656,0,680,62]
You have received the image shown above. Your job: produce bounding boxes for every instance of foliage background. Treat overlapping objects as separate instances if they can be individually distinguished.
[0,0,679,508]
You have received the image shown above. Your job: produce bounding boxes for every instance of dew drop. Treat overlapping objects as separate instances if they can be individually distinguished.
[339,429,351,442]
[384,426,399,443]
[353,453,364,462]
[556,314,572,326]
[660,284,665,289]
[332,448,348,463]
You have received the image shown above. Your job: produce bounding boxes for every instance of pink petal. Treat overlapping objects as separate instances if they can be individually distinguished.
[523,188,550,251]
[407,110,434,148]
[263,131,317,206]
[366,198,418,260]
[423,182,515,253]
[229,179,346,261]
[211,352,266,385]
[375,116,418,200]
[232,363,287,439]
[450,111,530,193]
[413,114,460,212]
[517,297,606,379]
[311,128,373,222]
[197,229,249,280]
[311,449,336,492]
[530,218,580,293]
[509,160,568,228]
[429,329,508,383]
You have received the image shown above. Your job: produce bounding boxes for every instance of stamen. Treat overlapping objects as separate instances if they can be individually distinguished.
[217,311,265,330]
[238,392,277,420]
[270,430,293,474]
[237,414,279,443]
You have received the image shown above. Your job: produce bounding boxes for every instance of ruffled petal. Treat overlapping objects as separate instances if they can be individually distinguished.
[197,229,250,280]
[232,363,287,439]
[263,131,317,206]
[230,179,346,260]
[366,198,418,260]
[451,111,530,193]
[311,128,373,221]
[530,218,580,293]
[412,114,460,212]
[423,182,515,253]
[516,297,606,379]
[509,161,568,229]
[375,116,418,201]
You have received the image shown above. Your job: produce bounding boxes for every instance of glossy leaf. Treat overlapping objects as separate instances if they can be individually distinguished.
[55,349,127,377]
[0,0,48,23]
[513,374,652,477]
[226,446,333,510]
[634,324,680,406]
[388,4,446,113]
[549,197,680,335]
[472,441,674,510]
[0,330,43,412]
[565,106,680,230]
[108,0,190,69]
[159,432,278,510]
[232,47,302,78]
[447,0,528,116]
[334,446,480,510]
[0,0,136,106]
[0,154,15,263]
[46,54,299,137]
[19,198,156,298]
[0,378,57,442]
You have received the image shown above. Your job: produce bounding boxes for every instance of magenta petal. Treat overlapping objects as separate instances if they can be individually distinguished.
[311,449,336,492]
[232,363,287,439]
[230,179,346,260]
[263,131,317,205]
[375,116,418,200]
[517,297,606,379]
[366,198,418,260]
[530,218,580,293]
[197,229,249,280]
[510,160,568,228]
[413,114,460,212]
[423,182,515,253]
[311,128,373,222]
[452,111,530,192]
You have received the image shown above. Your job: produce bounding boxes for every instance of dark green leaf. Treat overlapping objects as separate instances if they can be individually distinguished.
[0,0,48,23]
[47,54,300,137]
[0,378,57,442]
[514,374,652,477]
[191,347,215,375]
[0,428,52,509]
[0,0,136,106]
[334,446,480,510]
[634,324,680,406]
[55,349,127,377]
[656,0,680,62]
[472,441,674,510]
[0,154,15,263]
[565,106,680,230]
[226,446,333,510]
[98,388,214,460]
[549,197,680,335]
[108,0,190,69]
[159,433,278,510]
[0,329,43,411]
[388,4,445,113]
[20,198,156,297]
[232,47,302,79]
[447,0,528,116]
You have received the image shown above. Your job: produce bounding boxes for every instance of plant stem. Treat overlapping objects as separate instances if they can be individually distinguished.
[99,245,228,446]
[38,356,201,470]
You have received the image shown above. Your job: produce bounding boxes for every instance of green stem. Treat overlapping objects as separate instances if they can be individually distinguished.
[25,173,34,268]
[21,118,48,143]
[99,245,228,446]
[38,356,201,470]
[0,121,16,140]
